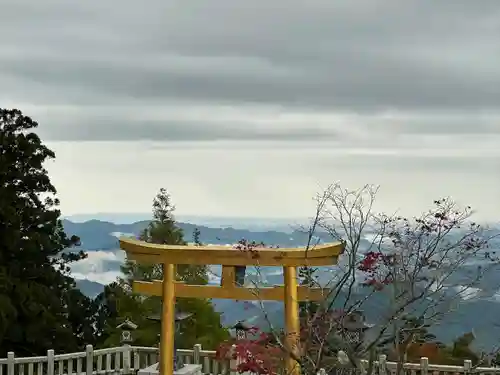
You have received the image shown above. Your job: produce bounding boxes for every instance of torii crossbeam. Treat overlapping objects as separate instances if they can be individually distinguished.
[119,238,345,375]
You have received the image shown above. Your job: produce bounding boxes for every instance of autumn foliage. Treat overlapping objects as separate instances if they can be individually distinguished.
[216,328,284,375]
[215,192,496,375]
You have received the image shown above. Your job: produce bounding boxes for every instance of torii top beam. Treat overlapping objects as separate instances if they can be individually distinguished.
[118,237,345,267]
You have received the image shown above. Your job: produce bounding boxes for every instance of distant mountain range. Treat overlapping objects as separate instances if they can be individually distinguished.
[65,218,500,351]
[61,218,336,251]
[64,213,305,233]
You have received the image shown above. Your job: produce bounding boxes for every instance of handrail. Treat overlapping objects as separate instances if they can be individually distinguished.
[0,344,229,375]
[1,345,499,375]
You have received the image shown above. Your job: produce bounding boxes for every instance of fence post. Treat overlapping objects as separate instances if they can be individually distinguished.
[229,344,238,375]
[193,344,201,365]
[378,354,387,375]
[122,344,132,374]
[47,349,55,375]
[420,357,429,375]
[86,345,93,375]
[7,352,14,375]
[464,359,472,374]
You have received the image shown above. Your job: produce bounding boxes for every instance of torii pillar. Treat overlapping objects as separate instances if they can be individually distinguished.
[160,263,176,375]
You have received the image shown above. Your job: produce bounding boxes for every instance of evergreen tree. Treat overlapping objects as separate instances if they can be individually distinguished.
[398,316,437,344]
[117,189,229,349]
[298,266,320,317]
[193,227,202,246]
[0,108,93,356]
[450,332,479,364]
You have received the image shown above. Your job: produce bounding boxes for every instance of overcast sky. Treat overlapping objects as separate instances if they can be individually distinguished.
[1,0,499,222]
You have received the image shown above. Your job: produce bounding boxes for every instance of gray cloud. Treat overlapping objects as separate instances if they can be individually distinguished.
[1,0,500,141]
[31,108,500,141]
[38,118,345,141]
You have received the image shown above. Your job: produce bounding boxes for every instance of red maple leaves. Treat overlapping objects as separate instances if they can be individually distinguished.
[357,251,395,290]
[216,328,282,375]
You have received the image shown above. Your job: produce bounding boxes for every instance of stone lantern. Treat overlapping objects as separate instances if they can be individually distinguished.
[116,319,138,374]
[116,318,138,344]
[341,310,374,344]
[232,321,252,340]
[147,310,193,371]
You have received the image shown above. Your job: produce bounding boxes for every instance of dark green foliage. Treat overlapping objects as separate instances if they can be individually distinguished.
[399,316,437,344]
[65,289,100,348]
[97,188,229,349]
[0,108,94,356]
[93,282,161,347]
[298,266,320,317]
[193,227,202,246]
[450,332,479,363]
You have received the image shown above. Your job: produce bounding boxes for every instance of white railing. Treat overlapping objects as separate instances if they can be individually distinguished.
[0,344,230,375]
[2,346,500,375]
[318,355,500,375]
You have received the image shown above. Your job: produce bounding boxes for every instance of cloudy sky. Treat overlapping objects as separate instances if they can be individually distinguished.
[1,0,499,221]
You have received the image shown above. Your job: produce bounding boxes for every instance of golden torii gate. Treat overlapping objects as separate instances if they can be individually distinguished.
[119,237,345,375]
